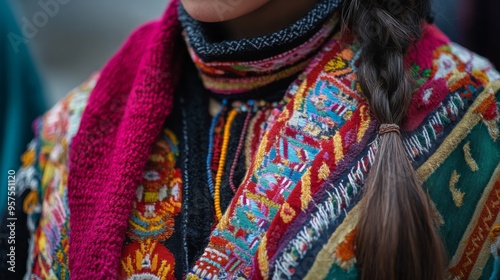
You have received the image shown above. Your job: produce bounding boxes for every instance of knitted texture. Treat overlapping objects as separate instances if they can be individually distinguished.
[178,0,342,62]
[66,1,182,278]
[183,16,339,96]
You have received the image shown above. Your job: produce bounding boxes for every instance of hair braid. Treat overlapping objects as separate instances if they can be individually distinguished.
[342,0,447,279]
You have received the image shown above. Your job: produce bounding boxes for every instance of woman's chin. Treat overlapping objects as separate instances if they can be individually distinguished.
[180,0,270,22]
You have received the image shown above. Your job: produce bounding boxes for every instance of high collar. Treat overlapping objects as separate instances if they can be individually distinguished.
[179,0,342,101]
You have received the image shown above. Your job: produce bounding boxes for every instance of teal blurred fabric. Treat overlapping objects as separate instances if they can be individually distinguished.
[0,1,46,214]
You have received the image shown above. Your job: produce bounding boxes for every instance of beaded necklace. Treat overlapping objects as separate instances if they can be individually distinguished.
[206,100,282,220]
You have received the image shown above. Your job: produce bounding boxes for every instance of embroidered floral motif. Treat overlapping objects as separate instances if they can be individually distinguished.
[126,129,182,242]
[120,128,183,278]
[120,239,176,279]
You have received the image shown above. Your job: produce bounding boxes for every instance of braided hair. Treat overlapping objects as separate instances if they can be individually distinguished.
[342,0,447,279]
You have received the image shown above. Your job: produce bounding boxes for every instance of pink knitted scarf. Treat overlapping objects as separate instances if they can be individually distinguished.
[67,1,181,278]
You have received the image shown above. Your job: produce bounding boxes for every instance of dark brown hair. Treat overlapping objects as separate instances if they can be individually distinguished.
[342,0,447,279]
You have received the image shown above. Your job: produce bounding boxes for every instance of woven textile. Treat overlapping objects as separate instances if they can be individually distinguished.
[14,1,500,279]
[180,0,340,100]
[182,17,338,97]
[186,25,500,279]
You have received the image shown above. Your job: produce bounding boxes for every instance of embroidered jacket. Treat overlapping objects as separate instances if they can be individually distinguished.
[16,24,500,279]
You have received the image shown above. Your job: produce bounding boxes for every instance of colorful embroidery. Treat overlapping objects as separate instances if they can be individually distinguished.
[302,204,362,280]
[269,141,377,279]
[187,24,500,280]
[334,229,357,269]
[120,128,183,278]
[120,239,176,279]
[19,75,97,279]
[22,76,186,280]
[259,43,379,279]
[298,82,500,280]
[126,129,182,242]
[188,29,370,279]
[448,166,500,279]
[268,41,500,280]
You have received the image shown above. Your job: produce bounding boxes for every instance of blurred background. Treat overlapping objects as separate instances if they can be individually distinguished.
[7,0,168,105]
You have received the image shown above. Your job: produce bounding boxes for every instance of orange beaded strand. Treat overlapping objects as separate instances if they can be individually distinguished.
[214,109,239,220]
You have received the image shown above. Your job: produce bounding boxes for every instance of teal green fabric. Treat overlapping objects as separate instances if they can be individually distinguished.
[490,257,499,280]
[0,2,46,213]
[423,90,500,279]
[326,264,359,280]
[425,122,500,257]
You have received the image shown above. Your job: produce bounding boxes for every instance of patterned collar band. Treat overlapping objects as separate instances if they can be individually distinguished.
[179,0,342,100]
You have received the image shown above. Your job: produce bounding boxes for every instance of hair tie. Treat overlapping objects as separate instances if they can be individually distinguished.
[379,124,400,135]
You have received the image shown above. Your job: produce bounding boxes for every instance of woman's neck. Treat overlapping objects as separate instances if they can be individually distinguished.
[220,0,319,40]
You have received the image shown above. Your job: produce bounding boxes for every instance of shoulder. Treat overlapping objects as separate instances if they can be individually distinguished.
[262,25,500,279]
[16,74,98,194]
[18,74,96,234]
[15,74,97,278]
[17,74,98,216]
[38,74,98,152]
[418,34,500,279]
[402,25,500,166]
[404,29,500,158]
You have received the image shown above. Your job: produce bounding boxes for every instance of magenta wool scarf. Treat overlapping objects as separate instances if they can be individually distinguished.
[67,1,182,278]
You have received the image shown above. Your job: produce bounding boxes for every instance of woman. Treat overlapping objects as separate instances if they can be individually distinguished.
[16,0,500,279]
